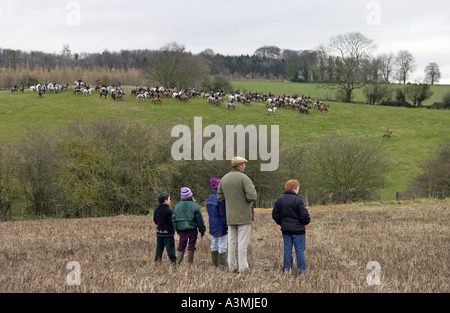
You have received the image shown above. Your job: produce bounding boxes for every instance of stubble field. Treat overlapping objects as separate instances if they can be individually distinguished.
[1,200,448,293]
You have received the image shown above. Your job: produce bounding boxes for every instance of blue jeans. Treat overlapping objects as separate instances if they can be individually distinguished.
[282,234,306,273]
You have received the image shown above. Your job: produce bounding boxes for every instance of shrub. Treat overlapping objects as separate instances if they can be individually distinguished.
[208,75,233,92]
[302,133,390,204]
[443,91,450,107]
[405,83,433,106]
[2,121,396,220]
[16,130,61,217]
[55,119,178,217]
[408,140,450,199]
[0,144,21,221]
[363,83,392,105]
[395,88,407,104]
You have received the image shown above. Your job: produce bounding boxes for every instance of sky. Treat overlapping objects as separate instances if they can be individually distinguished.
[1,0,449,84]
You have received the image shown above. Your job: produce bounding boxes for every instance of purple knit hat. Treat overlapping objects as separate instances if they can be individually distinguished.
[180,187,193,199]
[210,177,220,189]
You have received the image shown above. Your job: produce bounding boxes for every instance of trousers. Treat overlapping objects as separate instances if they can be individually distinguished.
[227,224,251,272]
[177,229,198,252]
[210,234,227,254]
[282,234,307,273]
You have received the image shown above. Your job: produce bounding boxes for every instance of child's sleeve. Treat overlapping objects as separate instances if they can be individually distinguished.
[195,207,206,235]
[171,208,178,232]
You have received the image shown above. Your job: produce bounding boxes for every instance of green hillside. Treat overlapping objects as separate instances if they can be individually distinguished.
[0,84,448,200]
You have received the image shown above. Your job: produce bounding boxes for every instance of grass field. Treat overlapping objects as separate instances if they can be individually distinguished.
[0,83,449,199]
[0,200,448,293]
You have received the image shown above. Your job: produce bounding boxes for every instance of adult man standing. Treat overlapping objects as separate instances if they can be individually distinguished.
[217,156,257,272]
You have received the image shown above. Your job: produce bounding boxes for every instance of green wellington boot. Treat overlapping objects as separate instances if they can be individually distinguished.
[188,251,195,264]
[176,251,184,264]
[218,252,227,267]
[211,251,219,267]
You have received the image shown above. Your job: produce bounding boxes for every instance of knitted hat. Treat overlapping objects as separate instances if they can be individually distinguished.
[210,177,220,189]
[180,187,193,199]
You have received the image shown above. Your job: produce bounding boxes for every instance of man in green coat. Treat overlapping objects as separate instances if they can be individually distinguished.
[217,156,257,272]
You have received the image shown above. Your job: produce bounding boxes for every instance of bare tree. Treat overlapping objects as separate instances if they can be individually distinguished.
[378,52,395,83]
[424,62,441,85]
[395,50,416,84]
[148,42,207,89]
[323,32,377,103]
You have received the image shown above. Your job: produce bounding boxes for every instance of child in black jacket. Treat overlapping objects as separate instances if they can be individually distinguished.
[272,180,310,274]
[153,192,176,264]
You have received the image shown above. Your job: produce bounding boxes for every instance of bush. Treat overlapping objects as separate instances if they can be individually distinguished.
[16,130,61,218]
[395,88,407,105]
[443,91,450,107]
[0,144,21,221]
[405,83,433,106]
[55,119,178,217]
[208,75,233,92]
[301,133,390,204]
[1,121,395,220]
[363,83,392,105]
[408,140,450,199]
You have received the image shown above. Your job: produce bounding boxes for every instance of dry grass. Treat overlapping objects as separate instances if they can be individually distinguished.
[0,200,448,293]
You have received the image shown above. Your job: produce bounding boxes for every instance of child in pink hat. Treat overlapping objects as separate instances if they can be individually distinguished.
[172,187,206,264]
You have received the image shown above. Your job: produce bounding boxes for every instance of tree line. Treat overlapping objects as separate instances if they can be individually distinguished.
[1,33,442,84]
[0,32,444,105]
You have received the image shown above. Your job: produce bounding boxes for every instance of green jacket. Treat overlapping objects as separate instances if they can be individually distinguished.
[172,198,206,234]
[217,168,258,225]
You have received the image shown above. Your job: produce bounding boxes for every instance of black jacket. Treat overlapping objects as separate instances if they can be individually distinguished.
[153,203,175,237]
[272,191,310,235]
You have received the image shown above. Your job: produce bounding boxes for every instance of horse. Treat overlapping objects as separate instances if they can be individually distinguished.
[179,94,189,102]
[383,130,393,139]
[320,104,329,113]
[137,92,148,101]
[153,96,162,104]
[267,107,277,114]
[114,92,124,101]
[299,106,309,114]
[99,89,108,99]
[227,101,236,110]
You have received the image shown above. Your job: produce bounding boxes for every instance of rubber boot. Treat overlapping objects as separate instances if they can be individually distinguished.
[176,251,184,265]
[188,251,195,264]
[218,252,227,267]
[211,251,219,267]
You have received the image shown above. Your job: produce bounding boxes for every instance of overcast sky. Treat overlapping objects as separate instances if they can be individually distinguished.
[1,0,449,83]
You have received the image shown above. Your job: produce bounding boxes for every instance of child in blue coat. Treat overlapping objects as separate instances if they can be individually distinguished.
[206,177,228,267]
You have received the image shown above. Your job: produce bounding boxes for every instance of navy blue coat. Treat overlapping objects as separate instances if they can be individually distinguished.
[272,191,310,235]
[207,189,228,236]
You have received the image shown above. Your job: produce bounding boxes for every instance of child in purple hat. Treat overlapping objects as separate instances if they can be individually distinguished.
[172,187,206,264]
